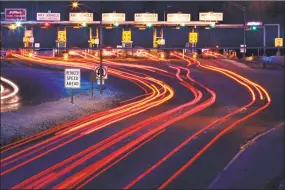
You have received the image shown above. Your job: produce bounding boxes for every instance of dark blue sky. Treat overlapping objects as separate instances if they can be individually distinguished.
[1,1,284,48]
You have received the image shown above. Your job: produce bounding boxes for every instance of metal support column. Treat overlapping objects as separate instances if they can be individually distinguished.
[263,26,266,56]
[99,20,103,94]
[153,27,157,48]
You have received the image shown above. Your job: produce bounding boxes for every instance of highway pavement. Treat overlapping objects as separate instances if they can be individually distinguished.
[0,52,282,189]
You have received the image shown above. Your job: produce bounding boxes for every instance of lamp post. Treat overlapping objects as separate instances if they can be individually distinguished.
[73,2,104,94]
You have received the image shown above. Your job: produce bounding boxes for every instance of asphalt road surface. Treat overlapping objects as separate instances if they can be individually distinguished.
[0,53,283,189]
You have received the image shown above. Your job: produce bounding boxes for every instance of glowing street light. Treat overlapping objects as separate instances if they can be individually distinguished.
[8,24,17,30]
[72,1,79,8]
[15,22,22,27]
[180,23,185,27]
[81,23,87,27]
[114,23,119,27]
[146,23,152,27]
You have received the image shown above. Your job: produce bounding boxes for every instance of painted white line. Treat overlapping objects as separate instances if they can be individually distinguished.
[207,122,285,189]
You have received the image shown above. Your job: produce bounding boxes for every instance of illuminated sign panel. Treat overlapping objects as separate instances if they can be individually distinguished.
[102,13,125,22]
[167,13,191,22]
[5,8,27,21]
[69,13,93,22]
[37,13,60,21]
[245,21,263,26]
[199,12,223,21]
[134,13,158,22]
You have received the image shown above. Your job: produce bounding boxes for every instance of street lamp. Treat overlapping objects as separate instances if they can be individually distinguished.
[72,2,79,8]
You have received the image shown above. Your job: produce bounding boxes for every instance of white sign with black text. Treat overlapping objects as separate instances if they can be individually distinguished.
[199,12,223,21]
[134,13,158,22]
[102,13,125,22]
[69,13,93,22]
[65,68,81,88]
[37,13,60,21]
[167,13,191,22]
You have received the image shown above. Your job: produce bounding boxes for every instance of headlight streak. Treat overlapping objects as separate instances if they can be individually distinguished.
[157,53,271,189]
[2,51,271,190]
[0,77,19,100]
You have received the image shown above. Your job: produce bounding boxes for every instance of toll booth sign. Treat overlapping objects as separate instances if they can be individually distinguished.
[275,38,283,47]
[65,69,81,89]
[58,31,66,42]
[122,31,131,41]
[189,32,198,43]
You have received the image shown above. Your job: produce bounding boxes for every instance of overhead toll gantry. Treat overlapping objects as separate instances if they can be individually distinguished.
[1,10,282,56]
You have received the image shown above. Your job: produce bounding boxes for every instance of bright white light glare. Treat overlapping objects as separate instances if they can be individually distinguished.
[146,23,152,27]
[15,22,22,27]
[180,23,185,27]
[114,23,119,27]
[81,23,87,27]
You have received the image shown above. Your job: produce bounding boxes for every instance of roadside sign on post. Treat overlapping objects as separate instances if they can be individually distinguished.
[240,45,247,53]
[275,38,283,47]
[95,66,108,80]
[65,69,81,89]
[122,31,131,41]
[189,32,198,43]
[65,68,80,104]
[35,43,40,48]
[58,31,66,42]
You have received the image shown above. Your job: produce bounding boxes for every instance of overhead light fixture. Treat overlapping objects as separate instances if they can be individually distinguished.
[72,2,79,8]
[15,22,22,27]
[8,24,17,30]
[146,23,152,27]
[114,23,119,27]
[81,23,87,27]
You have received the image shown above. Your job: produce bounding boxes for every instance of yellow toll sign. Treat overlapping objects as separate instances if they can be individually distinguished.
[275,38,283,47]
[23,37,30,43]
[189,32,198,43]
[122,31,131,41]
[58,31,67,42]
[90,39,96,44]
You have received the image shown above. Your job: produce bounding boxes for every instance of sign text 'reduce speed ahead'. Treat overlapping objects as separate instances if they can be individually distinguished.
[65,69,81,89]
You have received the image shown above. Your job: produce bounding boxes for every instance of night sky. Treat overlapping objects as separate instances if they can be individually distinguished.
[1,1,284,48]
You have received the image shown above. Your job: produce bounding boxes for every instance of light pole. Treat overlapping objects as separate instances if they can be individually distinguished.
[72,2,104,94]
[228,2,246,59]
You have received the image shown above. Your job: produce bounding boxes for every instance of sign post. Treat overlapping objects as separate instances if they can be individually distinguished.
[275,38,283,56]
[65,68,81,104]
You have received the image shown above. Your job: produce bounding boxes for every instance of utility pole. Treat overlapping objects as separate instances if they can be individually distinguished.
[99,20,103,94]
